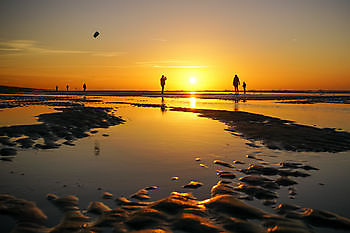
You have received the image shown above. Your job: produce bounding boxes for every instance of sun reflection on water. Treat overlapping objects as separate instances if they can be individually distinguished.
[190,97,196,108]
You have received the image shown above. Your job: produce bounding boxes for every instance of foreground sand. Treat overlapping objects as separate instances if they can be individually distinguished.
[2,185,350,233]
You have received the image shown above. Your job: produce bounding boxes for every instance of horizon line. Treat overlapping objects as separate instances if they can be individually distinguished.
[1,85,350,93]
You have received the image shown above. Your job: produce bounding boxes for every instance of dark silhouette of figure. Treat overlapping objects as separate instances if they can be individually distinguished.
[66,84,69,91]
[233,74,240,95]
[83,83,87,92]
[160,75,167,95]
[55,86,58,92]
[242,81,246,95]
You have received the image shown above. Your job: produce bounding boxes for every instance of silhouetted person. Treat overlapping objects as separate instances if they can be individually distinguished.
[66,84,69,91]
[160,75,167,95]
[55,85,58,92]
[242,81,246,95]
[83,83,87,92]
[233,74,240,95]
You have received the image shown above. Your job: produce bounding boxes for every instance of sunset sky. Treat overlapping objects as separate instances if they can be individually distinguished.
[0,0,349,90]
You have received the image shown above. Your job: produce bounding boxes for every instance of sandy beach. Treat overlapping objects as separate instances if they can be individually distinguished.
[1,92,350,233]
[2,0,350,232]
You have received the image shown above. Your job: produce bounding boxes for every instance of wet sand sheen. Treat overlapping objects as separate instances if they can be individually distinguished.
[1,94,350,233]
[2,187,350,232]
[111,101,350,153]
[170,107,350,153]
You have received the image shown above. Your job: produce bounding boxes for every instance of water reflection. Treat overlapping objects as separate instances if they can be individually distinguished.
[190,97,196,108]
[94,140,100,156]
[234,99,239,111]
[160,97,166,114]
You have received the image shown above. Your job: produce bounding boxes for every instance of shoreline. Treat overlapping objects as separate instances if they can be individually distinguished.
[1,91,350,104]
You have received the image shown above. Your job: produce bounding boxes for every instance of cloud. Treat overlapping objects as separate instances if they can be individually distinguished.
[93,51,127,57]
[151,38,167,42]
[136,60,190,65]
[152,65,207,69]
[0,40,124,57]
[136,60,207,69]
[0,40,35,53]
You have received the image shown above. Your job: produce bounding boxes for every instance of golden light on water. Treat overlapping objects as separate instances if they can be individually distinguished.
[190,97,196,108]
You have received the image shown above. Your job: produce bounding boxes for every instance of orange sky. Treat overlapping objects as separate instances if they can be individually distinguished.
[0,0,349,90]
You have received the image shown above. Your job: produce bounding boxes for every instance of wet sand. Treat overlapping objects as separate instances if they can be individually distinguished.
[1,94,350,233]
[0,105,124,156]
[108,101,350,152]
[170,107,350,153]
[2,90,350,104]
[2,181,350,232]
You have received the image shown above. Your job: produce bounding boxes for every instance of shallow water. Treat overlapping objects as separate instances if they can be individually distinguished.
[0,95,350,233]
[0,105,57,126]
[101,95,350,131]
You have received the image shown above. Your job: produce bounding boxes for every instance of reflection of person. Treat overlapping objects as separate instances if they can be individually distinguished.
[233,74,240,95]
[242,81,246,95]
[234,98,239,111]
[83,83,87,92]
[160,96,166,113]
[94,140,100,156]
[160,75,167,95]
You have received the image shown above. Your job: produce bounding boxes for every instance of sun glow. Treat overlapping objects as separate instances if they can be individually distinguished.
[189,77,197,84]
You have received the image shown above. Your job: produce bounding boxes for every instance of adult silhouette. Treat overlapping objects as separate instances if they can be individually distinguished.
[233,74,240,95]
[160,75,167,95]
[83,83,87,92]
[66,84,69,91]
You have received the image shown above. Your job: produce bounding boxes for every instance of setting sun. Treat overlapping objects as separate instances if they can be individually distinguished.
[189,77,197,85]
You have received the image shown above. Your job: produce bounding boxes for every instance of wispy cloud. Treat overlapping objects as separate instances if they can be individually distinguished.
[0,40,124,57]
[93,51,127,57]
[152,65,207,69]
[136,60,190,65]
[136,59,207,69]
[151,38,167,42]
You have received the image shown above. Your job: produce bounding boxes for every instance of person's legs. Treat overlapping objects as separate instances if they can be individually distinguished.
[161,86,164,95]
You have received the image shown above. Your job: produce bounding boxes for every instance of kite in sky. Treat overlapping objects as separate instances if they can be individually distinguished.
[93,31,100,38]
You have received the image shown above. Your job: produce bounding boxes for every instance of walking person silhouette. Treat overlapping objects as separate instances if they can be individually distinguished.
[160,75,167,95]
[243,81,246,95]
[233,74,240,95]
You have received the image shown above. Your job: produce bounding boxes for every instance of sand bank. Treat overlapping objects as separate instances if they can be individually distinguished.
[109,101,350,153]
[170,107,350,153]
[0,105,124,157]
